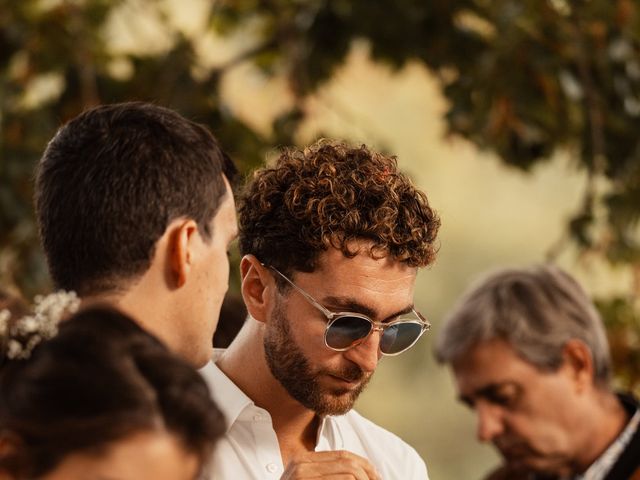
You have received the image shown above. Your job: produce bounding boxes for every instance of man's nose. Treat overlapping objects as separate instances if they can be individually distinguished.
[476,402,505,443]
[343,330,383,373]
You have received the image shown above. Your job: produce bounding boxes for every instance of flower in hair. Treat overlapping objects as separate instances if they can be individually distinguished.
[0,290,80,360]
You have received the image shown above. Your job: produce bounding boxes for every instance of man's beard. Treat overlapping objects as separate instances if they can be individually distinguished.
[494,438,564,477]
[263,299,372,416]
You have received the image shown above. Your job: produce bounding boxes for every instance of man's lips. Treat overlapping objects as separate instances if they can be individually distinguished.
[497,443,534,462]
[326,373,362,387]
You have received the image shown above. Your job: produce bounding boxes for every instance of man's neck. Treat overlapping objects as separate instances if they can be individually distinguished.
[81,290,129,314]
[217,321,321,464]
[572,389,629,474]
[81,284,174,353]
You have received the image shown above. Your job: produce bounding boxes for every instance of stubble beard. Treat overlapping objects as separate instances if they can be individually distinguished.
[263,300,371,416]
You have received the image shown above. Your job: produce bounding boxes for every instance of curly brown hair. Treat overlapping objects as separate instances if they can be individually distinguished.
[238,140,440,277]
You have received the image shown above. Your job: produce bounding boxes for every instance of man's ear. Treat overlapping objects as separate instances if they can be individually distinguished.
[240,255,274,324]
[562,339,595,393]
[168,219,200,288]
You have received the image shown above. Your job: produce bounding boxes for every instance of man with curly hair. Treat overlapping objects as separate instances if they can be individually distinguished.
[201,140,440,479]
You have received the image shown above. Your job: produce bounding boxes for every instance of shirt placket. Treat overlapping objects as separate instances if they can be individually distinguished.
[244,407,284,478]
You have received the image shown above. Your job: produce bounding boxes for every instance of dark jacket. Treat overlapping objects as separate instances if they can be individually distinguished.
[604,394,640,480]
[484,394,640,480]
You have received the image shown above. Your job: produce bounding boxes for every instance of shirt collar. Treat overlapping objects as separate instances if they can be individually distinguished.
[199,349,254,433]
[200,349,345,447]
[573,395,640,480]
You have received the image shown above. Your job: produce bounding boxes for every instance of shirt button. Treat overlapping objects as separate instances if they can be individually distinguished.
[266,463,278,473]
[253,414,262,421]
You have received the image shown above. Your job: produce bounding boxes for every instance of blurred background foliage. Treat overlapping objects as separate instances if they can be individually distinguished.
[1,0,639,476]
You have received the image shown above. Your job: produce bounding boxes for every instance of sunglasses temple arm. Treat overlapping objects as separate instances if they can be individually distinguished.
[412,308,431,330]
[266,265,335,319]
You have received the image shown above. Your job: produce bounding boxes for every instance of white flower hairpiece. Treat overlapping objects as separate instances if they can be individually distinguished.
[0,290,80,361]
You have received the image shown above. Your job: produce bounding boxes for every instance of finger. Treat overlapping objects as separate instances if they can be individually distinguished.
[282,475,367,480]
[283,463,369,480]
[283,450,380,480]
[292,450,371,465]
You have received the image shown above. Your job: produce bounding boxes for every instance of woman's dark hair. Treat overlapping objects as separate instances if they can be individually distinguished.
[0,306,225,478]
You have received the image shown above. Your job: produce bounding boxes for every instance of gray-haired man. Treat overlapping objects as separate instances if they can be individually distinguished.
[436,265,640,480]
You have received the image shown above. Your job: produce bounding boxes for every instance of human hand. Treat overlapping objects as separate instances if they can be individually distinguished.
[280,450,381,480]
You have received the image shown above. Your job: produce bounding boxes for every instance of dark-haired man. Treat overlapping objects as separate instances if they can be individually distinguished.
[35,102,238,367]
[201,140,440,479]
[436,265,640,480]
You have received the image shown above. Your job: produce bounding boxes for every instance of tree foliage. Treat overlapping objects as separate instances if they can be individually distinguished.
[0,0,272,294]
[1,0,638,388]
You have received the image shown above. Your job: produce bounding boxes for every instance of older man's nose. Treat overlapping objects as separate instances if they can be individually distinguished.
[476,402,506,443]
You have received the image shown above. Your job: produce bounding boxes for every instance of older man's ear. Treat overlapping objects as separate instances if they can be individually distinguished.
[561,339,595,394]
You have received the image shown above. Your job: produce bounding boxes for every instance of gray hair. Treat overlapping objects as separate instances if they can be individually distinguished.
[435,264,612,385]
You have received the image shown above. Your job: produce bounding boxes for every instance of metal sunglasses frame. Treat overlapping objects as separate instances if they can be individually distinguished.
[266,265,431,356]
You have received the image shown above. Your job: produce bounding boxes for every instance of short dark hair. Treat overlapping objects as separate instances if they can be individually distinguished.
[0,307,225,478]
[435,265,612,385]
[238,140,439,279]
[35,102,237,296]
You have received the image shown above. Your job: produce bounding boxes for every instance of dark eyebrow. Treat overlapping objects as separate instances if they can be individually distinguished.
[322,295,414,322]
[458,385,494,407]
[458,382,520,407]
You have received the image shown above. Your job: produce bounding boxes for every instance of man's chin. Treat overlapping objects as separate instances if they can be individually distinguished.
[498,445,536,468]
[499,450,566,478]
[313,391,359,416]
[316,374,373,415]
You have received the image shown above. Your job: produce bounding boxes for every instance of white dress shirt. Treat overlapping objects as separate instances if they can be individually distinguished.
[200,357,429,480]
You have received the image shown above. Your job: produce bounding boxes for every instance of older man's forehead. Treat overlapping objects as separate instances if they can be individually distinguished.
[452,339,529,388]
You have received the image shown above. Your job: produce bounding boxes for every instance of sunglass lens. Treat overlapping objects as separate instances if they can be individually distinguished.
[325,316,372,350]
[380,322,423,354]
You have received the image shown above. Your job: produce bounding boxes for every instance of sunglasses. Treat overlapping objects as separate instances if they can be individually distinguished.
[266,265,431,356]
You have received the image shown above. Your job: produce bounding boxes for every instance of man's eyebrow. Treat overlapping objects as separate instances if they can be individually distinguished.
[458,385,493,407]
[458,382,517,406]
[322,295,414,322]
